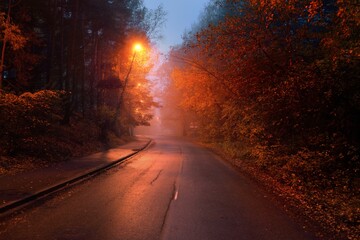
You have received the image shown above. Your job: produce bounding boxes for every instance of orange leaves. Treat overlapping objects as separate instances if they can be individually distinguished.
[306,0,323,21]
[172,65,217,111]
[0,12,27,51]
[167,0,360,150]
[335,0,360,38]
[163,2,360,239]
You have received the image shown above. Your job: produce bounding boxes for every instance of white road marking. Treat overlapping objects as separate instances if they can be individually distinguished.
[174,190,179,200]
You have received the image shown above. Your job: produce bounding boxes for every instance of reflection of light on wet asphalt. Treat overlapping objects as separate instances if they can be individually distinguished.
[174,190,179,200]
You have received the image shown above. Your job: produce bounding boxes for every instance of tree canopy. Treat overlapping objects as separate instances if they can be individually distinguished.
[162,1,359,237]
[0,0,165,135]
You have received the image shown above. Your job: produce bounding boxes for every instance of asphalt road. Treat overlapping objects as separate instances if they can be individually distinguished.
[0,137,317,240]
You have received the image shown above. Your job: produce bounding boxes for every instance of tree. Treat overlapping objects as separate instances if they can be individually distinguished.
[165,0,359,162]
[1,0,165,137]
[162,3,359,236]
[0,0,27,89]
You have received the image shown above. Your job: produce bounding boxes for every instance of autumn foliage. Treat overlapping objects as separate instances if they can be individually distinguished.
[166,0,359,238]
[0,91,93,162]
[0,1,163,169]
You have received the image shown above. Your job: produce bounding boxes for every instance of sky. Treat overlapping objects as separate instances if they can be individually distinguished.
[143,0,210,53]
[137,1,210,133]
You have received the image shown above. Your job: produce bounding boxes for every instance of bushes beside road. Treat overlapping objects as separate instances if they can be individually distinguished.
[0,90,127,174]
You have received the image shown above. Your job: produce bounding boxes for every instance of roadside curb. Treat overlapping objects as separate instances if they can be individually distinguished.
[0,139,153,214]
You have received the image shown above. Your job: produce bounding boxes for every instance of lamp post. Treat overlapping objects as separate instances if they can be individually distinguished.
[120,43,143,101]
[114,43,143,135]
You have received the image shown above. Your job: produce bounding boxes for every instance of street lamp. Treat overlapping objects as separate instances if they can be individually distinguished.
[114,42,144,133]
[121,42,143,98]
[133,43,143,53]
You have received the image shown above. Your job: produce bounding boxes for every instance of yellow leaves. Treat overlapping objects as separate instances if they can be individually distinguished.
[171,64,218,111]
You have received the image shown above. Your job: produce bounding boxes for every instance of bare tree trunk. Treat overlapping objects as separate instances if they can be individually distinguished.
[80,10,86,117]
[89,36,98,110]
[59,0,65,89]
[62,0,80,124]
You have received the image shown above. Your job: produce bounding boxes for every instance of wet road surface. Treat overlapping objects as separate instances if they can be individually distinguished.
[0,137,317,240]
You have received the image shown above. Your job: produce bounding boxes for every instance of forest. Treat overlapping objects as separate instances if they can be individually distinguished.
[161,0,359,238]
[1,0,359,238]
[1,0,164,166]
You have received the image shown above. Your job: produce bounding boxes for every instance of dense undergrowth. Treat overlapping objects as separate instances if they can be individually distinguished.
[0,90,129,174]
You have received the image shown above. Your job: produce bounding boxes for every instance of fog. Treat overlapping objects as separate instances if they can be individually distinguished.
[134,106,184,137]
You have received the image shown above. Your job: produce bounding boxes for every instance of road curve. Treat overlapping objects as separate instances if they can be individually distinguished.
[0,136,317,240]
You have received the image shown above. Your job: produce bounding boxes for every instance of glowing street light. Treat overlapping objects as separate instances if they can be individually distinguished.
[115,42,145,129]
[125,42,143,85]
[133,43,143,53]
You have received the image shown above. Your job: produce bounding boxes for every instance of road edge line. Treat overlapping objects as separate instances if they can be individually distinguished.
[0,139,153,214]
